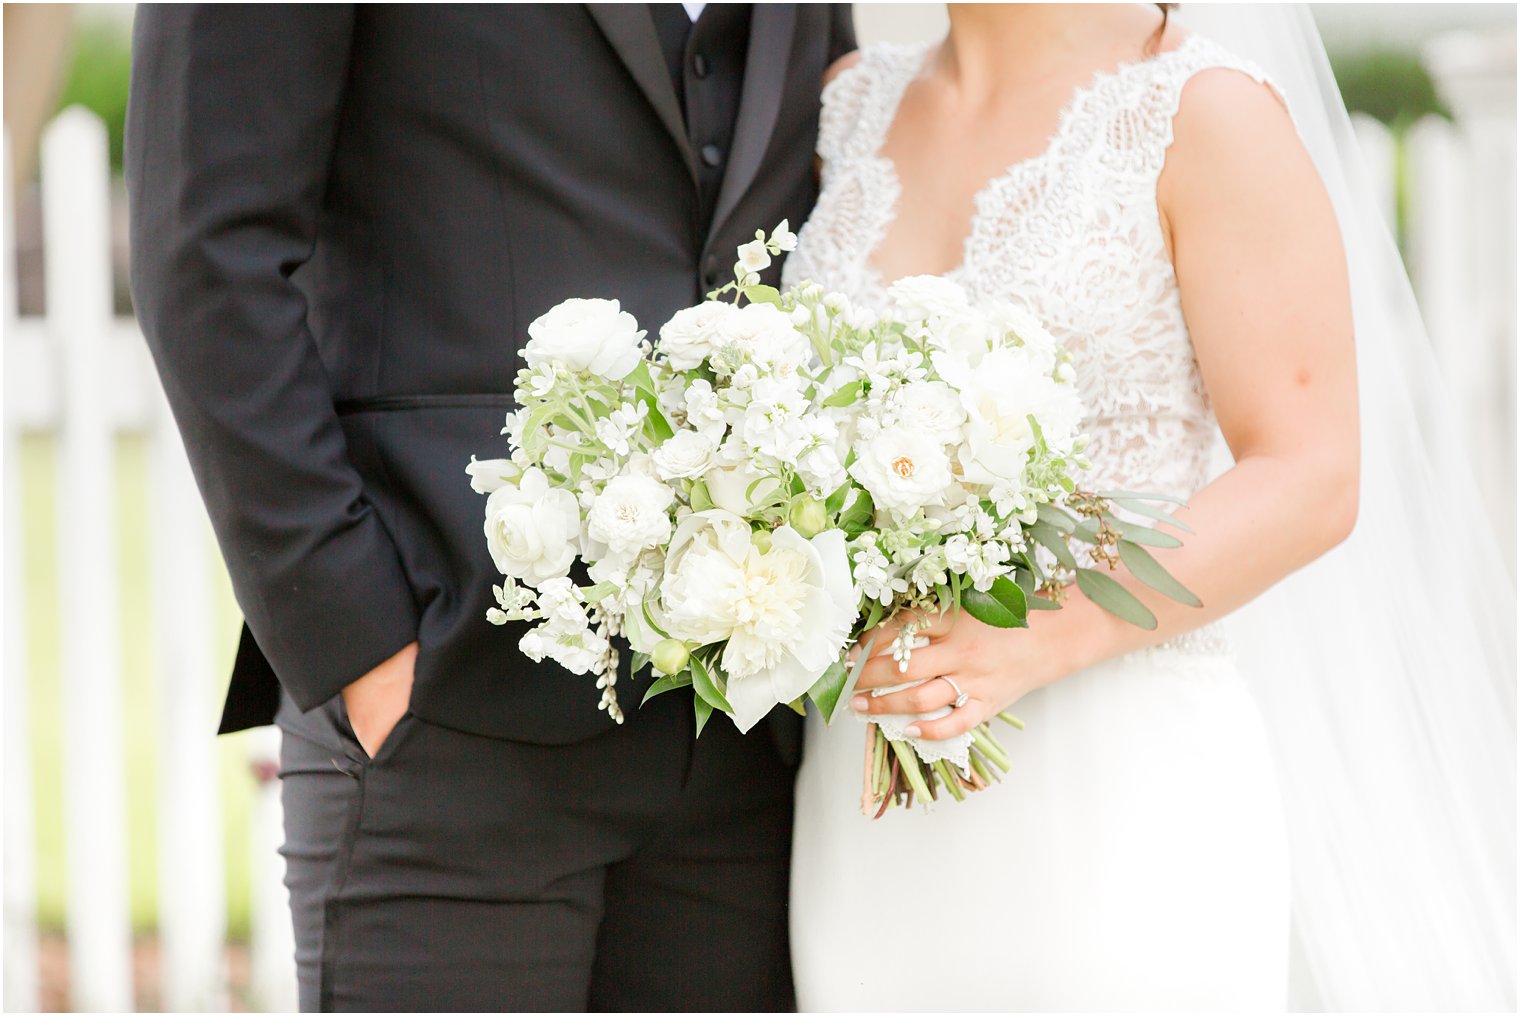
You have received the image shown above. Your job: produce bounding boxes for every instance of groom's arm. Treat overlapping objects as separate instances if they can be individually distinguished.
[126,5,419,714]
[827,4,858,65]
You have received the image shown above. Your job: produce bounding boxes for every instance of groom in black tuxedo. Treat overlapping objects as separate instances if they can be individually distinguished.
[126,5,854,1010]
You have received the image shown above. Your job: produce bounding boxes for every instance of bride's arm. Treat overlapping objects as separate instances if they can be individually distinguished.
[850,69,1359,737]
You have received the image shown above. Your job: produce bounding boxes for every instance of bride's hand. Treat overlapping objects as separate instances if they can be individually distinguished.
[846,604,1097,740]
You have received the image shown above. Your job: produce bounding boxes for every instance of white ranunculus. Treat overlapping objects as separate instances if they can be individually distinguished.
[523,298,645,380]
[658,301,734,371]
[887,275,970,321]
[483,467,581,584]
[936,346,1084,487]
[586,475,674,558]
[703,461,781,517]
[892,381,966,439]
[652,429,717,481]
[466,456,519,494]
[849,424,954,516]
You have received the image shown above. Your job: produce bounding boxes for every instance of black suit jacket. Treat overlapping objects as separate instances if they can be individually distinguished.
[125,4,856,746]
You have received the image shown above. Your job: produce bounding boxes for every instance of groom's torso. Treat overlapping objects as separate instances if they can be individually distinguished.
[224,3,851,746]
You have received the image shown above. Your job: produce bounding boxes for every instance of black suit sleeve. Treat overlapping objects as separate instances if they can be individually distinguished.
[827,3,858,66]
[126,4,419,713]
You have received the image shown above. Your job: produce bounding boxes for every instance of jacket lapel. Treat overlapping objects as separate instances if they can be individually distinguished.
[708,4,798,244]
[584,4,698,182]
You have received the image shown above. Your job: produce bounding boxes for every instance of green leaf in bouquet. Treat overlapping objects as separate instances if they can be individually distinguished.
[642,671,693,706]
[630,650,651,677]
[689,653,733,713]
[745,284,782,306]
[823,478,851,516]
[1094,489,1189,505]
[1109,497,1194,534]
[962,576,1029,629]
[1035,502,1076,534]
[838,489,875,534]
[694,694,714,737]
[786,698,807,717]
[822,380,863,408]
[1028,521,1078,570]
[1117,540,1201,607]
[1074,568,1157,630]
[579,581,617,604]
[807,633,876,726]
[688,478,715,512]
[626,360,657,395]
[641,399,676,442]
[641,599,670,640]
[1111,518,1182,549]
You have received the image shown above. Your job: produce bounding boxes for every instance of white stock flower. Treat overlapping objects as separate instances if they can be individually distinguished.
[652,429,717,481]
[593,402,648,458]
[586,475,674,558]
[736,239,772,276]
[849,425,954,516]
[887,275,970,321]
[660,512,856,732]
[519,623,607,675]
[483,468,581,584]
[535,576,590,633]
[658,301,734,371]
[682,379,728,440]
[712,303,810,374]
[466,456,519,494]
[523,298,644,380]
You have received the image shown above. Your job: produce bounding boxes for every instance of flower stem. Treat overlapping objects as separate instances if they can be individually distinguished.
[889,737,933,803]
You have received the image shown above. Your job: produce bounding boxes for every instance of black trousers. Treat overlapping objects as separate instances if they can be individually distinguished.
[275,689,796,1011]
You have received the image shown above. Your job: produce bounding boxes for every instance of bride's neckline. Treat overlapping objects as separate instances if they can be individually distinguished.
[862,32,1204,291]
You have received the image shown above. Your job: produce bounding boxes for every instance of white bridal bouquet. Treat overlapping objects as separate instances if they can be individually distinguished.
[471,224,1194,815]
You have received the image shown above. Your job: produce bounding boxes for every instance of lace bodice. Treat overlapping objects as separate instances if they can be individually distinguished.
[785,34,1281,655]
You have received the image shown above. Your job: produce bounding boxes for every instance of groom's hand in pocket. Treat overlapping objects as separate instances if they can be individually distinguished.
[341,642,417,759]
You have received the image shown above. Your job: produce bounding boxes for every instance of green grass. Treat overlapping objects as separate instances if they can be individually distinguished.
[21,434,256,939]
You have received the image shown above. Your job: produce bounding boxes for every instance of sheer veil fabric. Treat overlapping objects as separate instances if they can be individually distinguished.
[1176,6,1516,1010]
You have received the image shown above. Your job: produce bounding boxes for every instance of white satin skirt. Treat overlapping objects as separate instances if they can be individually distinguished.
[790,647,1292,1012]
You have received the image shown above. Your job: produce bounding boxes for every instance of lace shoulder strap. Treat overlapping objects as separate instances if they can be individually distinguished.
[817,42,932,164]
[1074,33,1289,183]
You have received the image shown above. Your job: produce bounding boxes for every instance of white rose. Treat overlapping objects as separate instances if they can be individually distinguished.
[713,303,810,373]
[848,425,954,516]
[658,301,734,371]
[652,430,717,481]
[892,381,966,439]
[466,456,519,494]
[703,461,781,517]
[484,467,581,583]
[936,346,1084,486]
[523,298,644,380]
[586,475,674,558]
[887,275,970,321]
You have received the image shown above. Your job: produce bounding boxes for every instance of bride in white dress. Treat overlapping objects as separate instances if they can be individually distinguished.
[782,4,1503,1010]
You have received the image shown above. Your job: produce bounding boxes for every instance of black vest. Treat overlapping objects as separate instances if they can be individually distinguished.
[649,3,752,234]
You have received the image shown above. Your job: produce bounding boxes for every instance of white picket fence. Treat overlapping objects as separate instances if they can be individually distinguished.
[3,112,297,1012]
[2,72,1514,1011]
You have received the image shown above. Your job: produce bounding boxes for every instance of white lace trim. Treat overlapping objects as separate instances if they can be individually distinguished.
[788,33,1285,659]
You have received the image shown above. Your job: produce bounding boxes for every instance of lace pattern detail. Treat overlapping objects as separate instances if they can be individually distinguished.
[787,34,1281,658]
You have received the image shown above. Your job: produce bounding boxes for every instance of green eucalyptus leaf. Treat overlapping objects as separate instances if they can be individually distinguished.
[1110,497,1194,534]
[1095,489,1188,505]
[1035,502,1076,534]
[690,653,733,713]
[1074,568,1157,630]
[1117,541,1201,607]
[961,576,1028,629]
[1113,520,1182,549]
[1028,522,1078,570]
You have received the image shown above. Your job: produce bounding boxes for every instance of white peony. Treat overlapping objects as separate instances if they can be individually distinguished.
[586,474,674,559]
[484,468,582,584]
[658,301,734,371]
[887,275,970,321]
[849,425,954,516]
[652,430,717,481]
[659,511,857,732]
[891,381,966,439]
[523,298,644,380]
[466,456,518,494]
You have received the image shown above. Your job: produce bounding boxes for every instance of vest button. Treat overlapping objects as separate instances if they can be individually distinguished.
[700,143,723,168]
[692,53,710,79]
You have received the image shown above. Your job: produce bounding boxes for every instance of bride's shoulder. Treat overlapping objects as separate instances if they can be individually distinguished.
[1158,34,1291,124]
[822,41,932,97]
